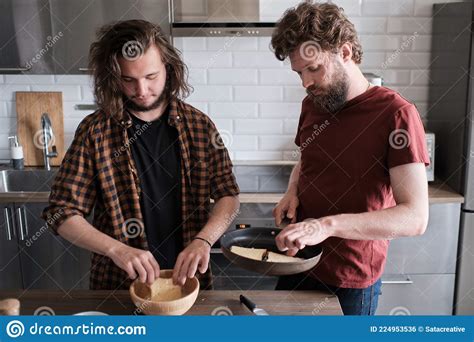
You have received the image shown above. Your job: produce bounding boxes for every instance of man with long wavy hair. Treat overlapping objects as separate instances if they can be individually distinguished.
[271,2,430,315]
[43,20,240,290]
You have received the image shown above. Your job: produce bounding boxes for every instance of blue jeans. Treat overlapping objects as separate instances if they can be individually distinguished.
[276,273,382,315]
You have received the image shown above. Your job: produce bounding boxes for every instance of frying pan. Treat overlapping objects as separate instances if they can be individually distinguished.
[219,221,323,276]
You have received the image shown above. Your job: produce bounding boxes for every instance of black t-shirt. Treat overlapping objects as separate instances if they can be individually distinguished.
[127,109,182,269]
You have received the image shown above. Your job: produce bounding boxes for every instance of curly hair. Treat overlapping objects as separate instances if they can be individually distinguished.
[88,20,192,117]
[271,2,363,64]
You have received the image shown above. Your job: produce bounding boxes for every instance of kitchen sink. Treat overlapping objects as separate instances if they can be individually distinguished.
[0,169,58,192]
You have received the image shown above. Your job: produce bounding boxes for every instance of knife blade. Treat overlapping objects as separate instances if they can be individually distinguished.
[240,295,269,316]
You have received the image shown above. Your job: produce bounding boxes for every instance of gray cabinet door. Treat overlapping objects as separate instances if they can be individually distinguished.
[49,0,171,73]
[0,204,22,289]
[376,274,455,315]
[0,0,55,73]
[17,203,91,290]
[384,203,461,274]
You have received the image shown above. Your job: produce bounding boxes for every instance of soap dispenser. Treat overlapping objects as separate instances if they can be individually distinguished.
[8,136,24,170]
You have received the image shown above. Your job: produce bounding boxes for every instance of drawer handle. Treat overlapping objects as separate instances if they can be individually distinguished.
[382,276,413,285]
[4,207,13,241]
[17,207,26,241]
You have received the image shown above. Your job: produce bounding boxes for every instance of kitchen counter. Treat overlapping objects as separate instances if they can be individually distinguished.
[239,181,464,204]
[0,181,463,204]
[0,290,343,316]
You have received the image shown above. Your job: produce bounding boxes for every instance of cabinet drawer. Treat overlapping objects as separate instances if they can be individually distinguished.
[376,274,455,315]
[384,203,460,274]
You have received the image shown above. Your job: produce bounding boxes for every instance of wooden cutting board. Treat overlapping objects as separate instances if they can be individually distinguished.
[16,92,65,167]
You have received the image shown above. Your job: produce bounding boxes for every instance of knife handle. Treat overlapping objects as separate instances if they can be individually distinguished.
[240,295,256,311]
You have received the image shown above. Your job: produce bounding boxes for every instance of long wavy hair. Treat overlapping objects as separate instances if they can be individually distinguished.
[88,20,192,117]
[271,2,363,63]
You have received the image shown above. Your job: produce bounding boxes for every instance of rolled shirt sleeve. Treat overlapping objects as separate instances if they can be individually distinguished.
[42,117,97,234]
[207,119,240,201]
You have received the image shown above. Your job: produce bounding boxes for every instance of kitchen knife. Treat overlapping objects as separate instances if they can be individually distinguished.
[240,295,269,316]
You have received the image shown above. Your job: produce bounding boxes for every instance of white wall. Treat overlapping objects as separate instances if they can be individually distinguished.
[0,0,461,161]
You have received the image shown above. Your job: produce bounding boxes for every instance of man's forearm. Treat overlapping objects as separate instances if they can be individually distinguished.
[197,196,240,246]
[57,215,123,257]
[321,202,429,240]
[287,161,301,194]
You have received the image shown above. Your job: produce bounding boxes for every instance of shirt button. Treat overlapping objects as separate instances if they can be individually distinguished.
[176,115,181,120]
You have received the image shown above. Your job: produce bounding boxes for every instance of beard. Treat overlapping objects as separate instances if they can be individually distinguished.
[123,79,170,113]
[306,61,349,114]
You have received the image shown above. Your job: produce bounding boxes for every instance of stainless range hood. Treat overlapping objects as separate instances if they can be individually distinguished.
[171,0,276,37]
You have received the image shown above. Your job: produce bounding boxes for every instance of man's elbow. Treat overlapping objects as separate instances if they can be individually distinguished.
[413,210,429,236]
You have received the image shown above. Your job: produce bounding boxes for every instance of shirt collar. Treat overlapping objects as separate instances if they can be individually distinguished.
[118,97,182,129]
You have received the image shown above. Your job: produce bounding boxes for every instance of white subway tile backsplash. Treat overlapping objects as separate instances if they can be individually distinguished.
[182,51,232,68]
[208,68,258,85]
[392,85,429,103]
[234,151,283,161]
[283,87,306,102]
[259,102,301,118]
[331,0,362,16]
[187,101,208,113]
[351,18,387,34]
[259,69,300,85]
[360,35,402,51]
[259,135,296,150]
[387,17,432,34]
[30,85,81,101]
[0,85,31,101]
[362,0,414,16]
[258,37,272,52]
[5,75,55,84]
[0,0,447,158]
[187,85,233,102]
[188,68,207,85]
[228,135,258,151]
[283,119,299,134]
[182,37,207,51]
[55,74,92,85]
[410,70,432,85]
[234,86,283,102]
[0,102,7,117]
[64,118,84,134]
[80,85,94,101]
[234,119,283,134]
[233,52,284,68]
[207,37,258,51]
[212,118,233,133]
[360,52,387,69]
[209,102,258,118]
[411,35,431,51]
[4,102,15,117]
[384,52,431,68]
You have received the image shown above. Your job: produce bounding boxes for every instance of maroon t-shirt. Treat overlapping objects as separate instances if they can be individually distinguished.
[295,86,430,288]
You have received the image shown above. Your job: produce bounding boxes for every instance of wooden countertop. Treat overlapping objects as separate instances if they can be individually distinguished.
[0,181,463,204]
[239,181,464,204]
[0,290,343,316]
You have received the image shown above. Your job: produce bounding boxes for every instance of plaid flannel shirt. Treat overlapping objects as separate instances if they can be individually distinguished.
[42,97,239,290]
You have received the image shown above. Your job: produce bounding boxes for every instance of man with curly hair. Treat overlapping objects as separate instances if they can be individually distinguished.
[271,2,430,315]
[42,20,240,290]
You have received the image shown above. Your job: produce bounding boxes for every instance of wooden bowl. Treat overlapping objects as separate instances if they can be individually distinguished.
[129,269,199,315]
